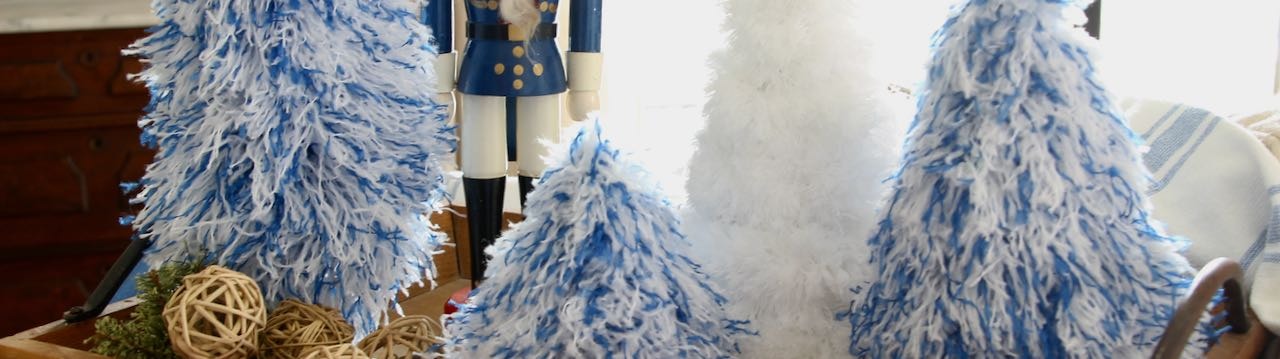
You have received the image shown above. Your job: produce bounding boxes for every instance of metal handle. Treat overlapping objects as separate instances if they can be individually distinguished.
[63,235,150,322]
[1151,257,1251,358]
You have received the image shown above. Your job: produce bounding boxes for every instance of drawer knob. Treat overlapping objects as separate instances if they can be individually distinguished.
[79,51,99,66]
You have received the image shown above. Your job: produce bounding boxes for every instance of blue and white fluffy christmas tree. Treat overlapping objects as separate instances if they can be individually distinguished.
[126,0,454,337]
[443,121,748,358]
[846,0,1210,357]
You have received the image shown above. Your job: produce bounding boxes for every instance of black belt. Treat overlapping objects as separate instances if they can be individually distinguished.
[466,22,557,41]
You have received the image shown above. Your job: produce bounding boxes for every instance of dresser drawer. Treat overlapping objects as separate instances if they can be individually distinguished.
[0,120,151,250]
[0,28,148,121]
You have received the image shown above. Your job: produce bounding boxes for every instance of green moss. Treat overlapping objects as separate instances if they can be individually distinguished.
[87,260,207,359]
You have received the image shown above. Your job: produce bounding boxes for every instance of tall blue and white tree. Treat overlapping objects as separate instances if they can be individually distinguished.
[443,121,749,358]
[125,0,455,337]
[846,0,1211,356]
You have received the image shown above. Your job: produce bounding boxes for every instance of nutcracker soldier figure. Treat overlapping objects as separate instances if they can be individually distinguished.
[422,0,602,285]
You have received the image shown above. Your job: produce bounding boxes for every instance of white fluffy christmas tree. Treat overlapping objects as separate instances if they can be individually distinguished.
[845,0,1211,356]
[443,121,749,358]
[126,0,454,337]
[681,0,905,357]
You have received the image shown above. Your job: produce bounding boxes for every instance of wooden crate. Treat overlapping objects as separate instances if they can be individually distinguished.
[0,279,473,359]
[0,205,515,358]
[0,299,132,359]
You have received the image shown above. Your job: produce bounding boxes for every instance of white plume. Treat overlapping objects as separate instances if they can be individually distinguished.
[682,0,909,357]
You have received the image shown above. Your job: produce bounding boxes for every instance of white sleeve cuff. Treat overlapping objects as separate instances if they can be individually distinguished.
[567,52,603,91]
[434,52,457,93]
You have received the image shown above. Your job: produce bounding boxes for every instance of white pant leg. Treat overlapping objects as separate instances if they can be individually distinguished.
[516,94,563,177]
[461,94,508,179]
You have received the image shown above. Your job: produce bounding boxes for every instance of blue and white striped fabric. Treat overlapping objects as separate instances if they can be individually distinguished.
[1124,99,1280,334]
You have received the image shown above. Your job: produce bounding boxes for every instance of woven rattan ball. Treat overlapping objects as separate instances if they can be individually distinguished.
[261,299,356,359]
[163,265,267,359]
[357,315,441,359]
[300,344,370,359]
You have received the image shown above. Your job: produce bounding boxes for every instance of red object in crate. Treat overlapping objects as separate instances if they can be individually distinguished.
[442,286,473,315]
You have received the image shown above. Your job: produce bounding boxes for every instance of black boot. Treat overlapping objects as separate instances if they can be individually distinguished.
[519,175,536,210]
[463,177,505,287]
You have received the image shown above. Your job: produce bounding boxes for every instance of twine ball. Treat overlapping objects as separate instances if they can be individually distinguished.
[261,300,356,359]
[300,344,370,359]
[357,315,441,359]
[163,265,267,359]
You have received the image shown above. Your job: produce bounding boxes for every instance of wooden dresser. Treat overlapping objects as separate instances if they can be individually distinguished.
[0,27,152,337]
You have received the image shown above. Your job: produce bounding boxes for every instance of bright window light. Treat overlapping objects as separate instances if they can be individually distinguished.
[596,1,951,204]
[597,0,725,203]
[1100,0,1280,115]
[595,1,1280,203]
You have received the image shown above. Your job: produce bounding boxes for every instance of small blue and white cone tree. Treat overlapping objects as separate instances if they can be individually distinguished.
[846,0,1211,357]
[443,121,748,358]
[126,0,454,337]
